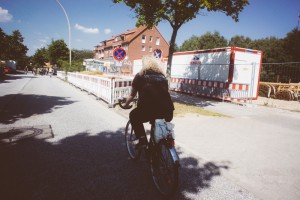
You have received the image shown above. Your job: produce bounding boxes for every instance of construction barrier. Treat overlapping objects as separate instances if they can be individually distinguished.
[57,71,133,107]
[169,78,249,103]
[57,70,250,105]
[57,71,66,80]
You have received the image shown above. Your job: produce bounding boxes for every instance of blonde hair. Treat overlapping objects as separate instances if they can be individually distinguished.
[139,55,165,76]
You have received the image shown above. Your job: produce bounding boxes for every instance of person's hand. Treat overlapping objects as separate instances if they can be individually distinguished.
[122,102,130,109]
[123,101,133,109]
[118,97,132,109]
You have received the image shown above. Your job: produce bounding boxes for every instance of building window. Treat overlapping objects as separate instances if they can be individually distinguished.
[149,46,152,52]
[142,46,145,51]
[149,36,153,42]
[156,37,160,45]
[142,35,146,43]
[115,37,118,42]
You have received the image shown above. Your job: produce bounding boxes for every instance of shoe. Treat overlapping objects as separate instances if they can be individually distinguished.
[135,138,147,149]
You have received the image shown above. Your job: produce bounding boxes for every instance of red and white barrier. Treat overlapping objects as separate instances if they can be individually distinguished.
[169,77,249,103]
[59,72,133,106]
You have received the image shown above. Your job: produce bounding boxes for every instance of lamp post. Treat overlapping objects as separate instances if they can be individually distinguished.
[56,0,71,68]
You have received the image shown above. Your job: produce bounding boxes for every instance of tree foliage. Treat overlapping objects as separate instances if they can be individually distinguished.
[31,41,92,72]
[48,39,69,65]
[178,28,300,63]
[32,47,49,68]
[283,28,300,62]
[113,0,249,75]
[0,28,28,69]
[180,35,200,51]
[250,37,287,63]
[0,28,9,60]
[180,32,227,51]
[72,49,94,62]
[58,60,84,72]
[228,35,252,48]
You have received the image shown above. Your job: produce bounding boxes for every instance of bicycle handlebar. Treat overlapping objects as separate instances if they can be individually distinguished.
[118,97,133,109]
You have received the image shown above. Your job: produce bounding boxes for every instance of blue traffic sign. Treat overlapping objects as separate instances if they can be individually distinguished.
[113,47,126,61]
[153,49,162,59]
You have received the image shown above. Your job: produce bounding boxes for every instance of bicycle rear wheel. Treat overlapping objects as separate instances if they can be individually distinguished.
[125,120,140,160]
[150,141,179,196]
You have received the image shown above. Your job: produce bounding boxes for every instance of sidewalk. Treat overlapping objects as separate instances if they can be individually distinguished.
[171,92,300,200]
[114,92,300,200]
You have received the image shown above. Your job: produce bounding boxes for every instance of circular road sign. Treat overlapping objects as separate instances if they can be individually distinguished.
[153,49,162,59]
[113,47,126,62]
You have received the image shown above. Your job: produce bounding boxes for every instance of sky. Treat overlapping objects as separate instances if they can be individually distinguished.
[0,0,299,56]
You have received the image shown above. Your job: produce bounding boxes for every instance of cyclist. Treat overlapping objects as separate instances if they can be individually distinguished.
[123,56,174,148]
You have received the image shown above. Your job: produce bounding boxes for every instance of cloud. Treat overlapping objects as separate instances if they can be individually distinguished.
[104,28,112,34]
[39,39,48,44]
[33,39,48,50]
[75,23,99,34]
[0,7,13,22]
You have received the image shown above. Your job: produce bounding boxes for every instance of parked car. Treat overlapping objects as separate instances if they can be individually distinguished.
[3,66,11,74]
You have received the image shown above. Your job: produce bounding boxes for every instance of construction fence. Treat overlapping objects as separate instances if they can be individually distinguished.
[57,71,132,107]
[258,62,300,101]
[260,62,300,83]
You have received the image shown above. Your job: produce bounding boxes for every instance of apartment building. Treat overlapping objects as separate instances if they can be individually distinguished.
[94,26,169,64]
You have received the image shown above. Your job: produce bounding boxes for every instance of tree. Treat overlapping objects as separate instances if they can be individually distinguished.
[283,28,300,62]
[0,29,28,68]
[113,0,249,76]
[180,35,200,51]
[228,35,252,48]
[32,47,49,68]
[69,50,93,72]
[0,28,9,60]
[173,43,180,52]
[250,37,287,63]
[197,31,228,49]
[72,49,94,62]
[180,32,227,51]
[48,39,69,65]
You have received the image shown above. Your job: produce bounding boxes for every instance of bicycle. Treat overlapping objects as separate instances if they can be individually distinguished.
[118,97,180,197]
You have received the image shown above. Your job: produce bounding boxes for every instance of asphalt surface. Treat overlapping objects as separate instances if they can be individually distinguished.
[1,73,299,200]
[171,101,300,200]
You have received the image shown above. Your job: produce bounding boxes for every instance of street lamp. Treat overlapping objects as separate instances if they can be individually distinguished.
[56,0,72,68]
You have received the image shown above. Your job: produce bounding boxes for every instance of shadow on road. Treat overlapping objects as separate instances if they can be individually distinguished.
[0,129,229,200]
[0,94,76,124]
[0,74,36,83]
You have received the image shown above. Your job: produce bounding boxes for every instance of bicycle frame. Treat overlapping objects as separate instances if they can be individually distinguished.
[148,123,180,165]
[120,97,179,196]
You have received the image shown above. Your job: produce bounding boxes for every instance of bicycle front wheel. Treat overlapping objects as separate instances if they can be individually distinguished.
[150,141,179,196]
[125,120,140,160]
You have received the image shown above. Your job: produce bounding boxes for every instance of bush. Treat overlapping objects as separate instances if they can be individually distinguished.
[58,60,85,72]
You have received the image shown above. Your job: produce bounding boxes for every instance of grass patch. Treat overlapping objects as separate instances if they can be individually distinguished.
[174,102,229,117]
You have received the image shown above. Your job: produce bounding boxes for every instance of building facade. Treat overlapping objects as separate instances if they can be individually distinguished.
[94,26,169,64]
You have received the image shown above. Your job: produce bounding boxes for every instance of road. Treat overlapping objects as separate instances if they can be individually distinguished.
[0,73,299,200]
